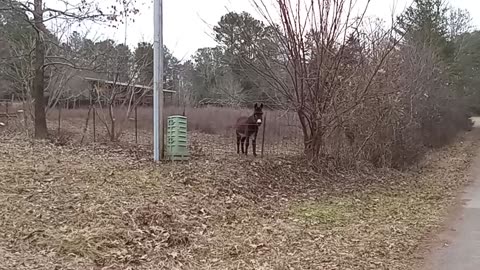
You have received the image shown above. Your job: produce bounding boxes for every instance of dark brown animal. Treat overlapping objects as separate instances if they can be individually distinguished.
[236,103,263,156]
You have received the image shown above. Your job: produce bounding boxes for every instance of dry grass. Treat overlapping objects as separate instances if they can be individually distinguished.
[0,126,478,269]
[45,106,303,156]
[48,105,301,138]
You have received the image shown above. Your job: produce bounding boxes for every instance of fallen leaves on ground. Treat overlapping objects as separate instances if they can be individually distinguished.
[0,129,478,269]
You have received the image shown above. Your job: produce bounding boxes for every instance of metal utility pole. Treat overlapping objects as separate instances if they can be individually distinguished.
[153,0,164,161]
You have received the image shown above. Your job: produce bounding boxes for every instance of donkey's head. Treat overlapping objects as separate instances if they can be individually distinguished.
[253,103,264,126]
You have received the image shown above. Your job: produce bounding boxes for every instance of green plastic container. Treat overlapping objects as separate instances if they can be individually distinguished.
[166,115,189,161]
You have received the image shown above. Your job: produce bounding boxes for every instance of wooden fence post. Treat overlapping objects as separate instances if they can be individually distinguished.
[261,114,267,157]
[93,106,96,143]
[135,104,138,144]
[5,100,9,125]
[57,101,62,134]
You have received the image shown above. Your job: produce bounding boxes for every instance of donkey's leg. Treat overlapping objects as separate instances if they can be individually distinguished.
[245,137,250,156]
[241,137,246,154]
[250,131,259,157]
[236,134,241,154]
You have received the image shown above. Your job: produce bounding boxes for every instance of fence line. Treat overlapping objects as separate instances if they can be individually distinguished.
[32,104,305,158]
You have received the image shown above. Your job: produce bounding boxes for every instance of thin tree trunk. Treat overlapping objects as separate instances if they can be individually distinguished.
[298,110,319,159]
[80,105,92,144]
[33,0,48,138]
[300,116,323,159]
[109,104,115,141]
[57,102,61,134]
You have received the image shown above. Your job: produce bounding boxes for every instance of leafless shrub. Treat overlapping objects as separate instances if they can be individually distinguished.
[324,34,471,168]
[92,77,149,142]
[246,0,399,161]
[242,0,471,168]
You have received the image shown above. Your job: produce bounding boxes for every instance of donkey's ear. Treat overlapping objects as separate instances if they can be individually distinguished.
[260,103,263,109]
[254,103,258,109]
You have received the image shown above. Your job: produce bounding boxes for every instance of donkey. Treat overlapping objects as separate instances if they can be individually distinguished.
[236,103,264,156]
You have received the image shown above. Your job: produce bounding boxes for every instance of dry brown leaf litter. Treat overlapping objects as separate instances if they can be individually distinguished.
[0,129,478,269]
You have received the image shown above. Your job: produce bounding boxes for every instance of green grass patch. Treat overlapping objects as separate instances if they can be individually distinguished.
[292,198,359,226]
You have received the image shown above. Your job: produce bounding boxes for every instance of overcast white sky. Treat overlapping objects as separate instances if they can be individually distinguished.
[82,0,480,59]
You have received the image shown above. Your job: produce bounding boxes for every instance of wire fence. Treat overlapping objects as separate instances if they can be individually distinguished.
[38,103,305,158]
[0,99,16,126]
[1,99,305,158]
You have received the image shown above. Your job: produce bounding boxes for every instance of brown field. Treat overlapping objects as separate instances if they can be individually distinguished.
[0,121,478,269]
[44,105,304,157]
[2,105,479,269]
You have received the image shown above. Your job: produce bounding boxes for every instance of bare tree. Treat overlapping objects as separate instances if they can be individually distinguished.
[93,83,148,142]
[0,17,107,132]
[92,54,151,142]
[248,0,399,159]
[0,31,36,125]
[1,0,137,138]
[212,70,245,107]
